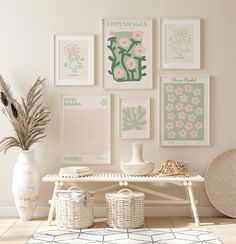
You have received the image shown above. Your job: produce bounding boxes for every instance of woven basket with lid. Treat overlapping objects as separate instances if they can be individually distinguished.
[106,188,144,228]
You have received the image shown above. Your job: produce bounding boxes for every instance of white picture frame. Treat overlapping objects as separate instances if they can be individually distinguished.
[54,35,94,86]
[60,95,111,164]
[119,97,150,139]
[102,18,153,89]
[159,19,200,69]
[159,75,210,146]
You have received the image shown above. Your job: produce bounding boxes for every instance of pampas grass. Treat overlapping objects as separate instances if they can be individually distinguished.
[0,75,51,153]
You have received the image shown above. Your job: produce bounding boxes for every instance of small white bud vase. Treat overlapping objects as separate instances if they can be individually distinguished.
[12,150,40,221]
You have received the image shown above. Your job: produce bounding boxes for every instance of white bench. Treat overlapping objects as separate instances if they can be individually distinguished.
[42,172,204,226]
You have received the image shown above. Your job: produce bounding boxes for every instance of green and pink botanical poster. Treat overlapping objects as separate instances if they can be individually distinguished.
[103,19,152,89]
[160,76,209,146]
[120,97,150,138]
[55,36,94,86]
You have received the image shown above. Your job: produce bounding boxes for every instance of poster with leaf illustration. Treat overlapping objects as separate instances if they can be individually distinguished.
[103,19,152,89]
[120,97,150,138]
[159,19,200,69]
[55,36,94,86]
[61,95,111,164]
[159,76,209,146]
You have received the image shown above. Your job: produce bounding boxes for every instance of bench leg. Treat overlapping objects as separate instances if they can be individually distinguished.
[47,181,63,225]
[185,182,200,226]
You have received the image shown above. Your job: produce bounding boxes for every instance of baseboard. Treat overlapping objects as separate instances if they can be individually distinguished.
[0,205,223,217]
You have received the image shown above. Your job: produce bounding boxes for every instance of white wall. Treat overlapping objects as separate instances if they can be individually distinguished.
[0,0,235,216]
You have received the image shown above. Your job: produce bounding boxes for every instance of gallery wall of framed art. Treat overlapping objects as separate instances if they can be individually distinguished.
[54,16,211,166]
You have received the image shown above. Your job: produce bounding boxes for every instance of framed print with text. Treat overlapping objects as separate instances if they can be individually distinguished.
[159,19,200,69]
[55,35,94,86]
[61,95,111,164]
[103,18,153,89]
[159,75,209,146]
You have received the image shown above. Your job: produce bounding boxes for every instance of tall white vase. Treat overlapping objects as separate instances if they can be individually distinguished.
[12,150,40,221]
[130,143,145,164]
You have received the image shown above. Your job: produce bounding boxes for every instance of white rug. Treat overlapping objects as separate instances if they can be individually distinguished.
[28,227,222,244]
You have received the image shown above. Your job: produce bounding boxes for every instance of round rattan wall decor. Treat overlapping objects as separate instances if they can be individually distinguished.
[205,148,236,218]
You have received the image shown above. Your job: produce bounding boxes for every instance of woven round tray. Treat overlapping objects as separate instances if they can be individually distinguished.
[205,149,236,218]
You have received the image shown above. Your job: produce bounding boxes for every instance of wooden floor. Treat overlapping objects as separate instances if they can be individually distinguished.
[0,217,236,243]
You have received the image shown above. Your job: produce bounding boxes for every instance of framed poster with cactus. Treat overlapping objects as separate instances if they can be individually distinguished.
[61,95,111,164]
[102,19,152,89]
[159,76,209,146]
[159,19,200,69]
[54,35,94,86]
[120,97,150,138]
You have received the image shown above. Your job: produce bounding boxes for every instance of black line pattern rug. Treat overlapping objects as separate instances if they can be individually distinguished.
[28,227,222,244]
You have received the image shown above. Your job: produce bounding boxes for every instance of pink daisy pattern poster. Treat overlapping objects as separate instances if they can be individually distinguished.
[160,76,209,146]
[61,95,111,164]
[102,19,152,89]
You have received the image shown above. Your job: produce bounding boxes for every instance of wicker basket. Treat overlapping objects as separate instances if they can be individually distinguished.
[56,186,94,229]
[106,188,144,228]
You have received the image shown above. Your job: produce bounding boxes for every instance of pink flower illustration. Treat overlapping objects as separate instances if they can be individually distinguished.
[178,111,186,120]
[195,107,203,115]
[192,88,202,96]
[132,31,143,41]
[165,85,174,93]
[66,45,77,57]
[168,94,176,102]
[188,114,196,122]
[175,87,183,96]
[168,131,176,139]
[184,84,193,93]
[108,30,115,37]
[165,122,174,130]
[192,97,200,106]
[179,129,187,138]
[185,104,193,113]
[185,122,193,131]
[126,58,136,69]
[134,45,145,57]
[179,94,188,103]
[167,112,176,121]
[189,130,198,138]
[165,103,174,112]
[119,37,131,48]
[175,103,184,111]
[114,68,124,78]
[195,122,203,130]
[176,120,184,128]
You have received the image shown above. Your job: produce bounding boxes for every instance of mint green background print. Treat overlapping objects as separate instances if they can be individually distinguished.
[107,31,147,82]
[122,106,146,131]
[164,83,204,141]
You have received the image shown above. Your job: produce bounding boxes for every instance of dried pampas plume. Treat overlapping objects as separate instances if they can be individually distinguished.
[0,75,51,153]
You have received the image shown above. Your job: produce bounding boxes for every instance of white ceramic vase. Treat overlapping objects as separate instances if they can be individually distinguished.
[130,143,145,164]
[12,150,40,221]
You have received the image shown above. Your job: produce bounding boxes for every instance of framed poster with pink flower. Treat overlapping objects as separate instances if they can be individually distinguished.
[54,35,94,86]
[159,75,210,146]
[102,19,152,89]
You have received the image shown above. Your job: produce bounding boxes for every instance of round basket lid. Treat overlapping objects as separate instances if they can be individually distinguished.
[106,190,144,199]
[205,148,236,217]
